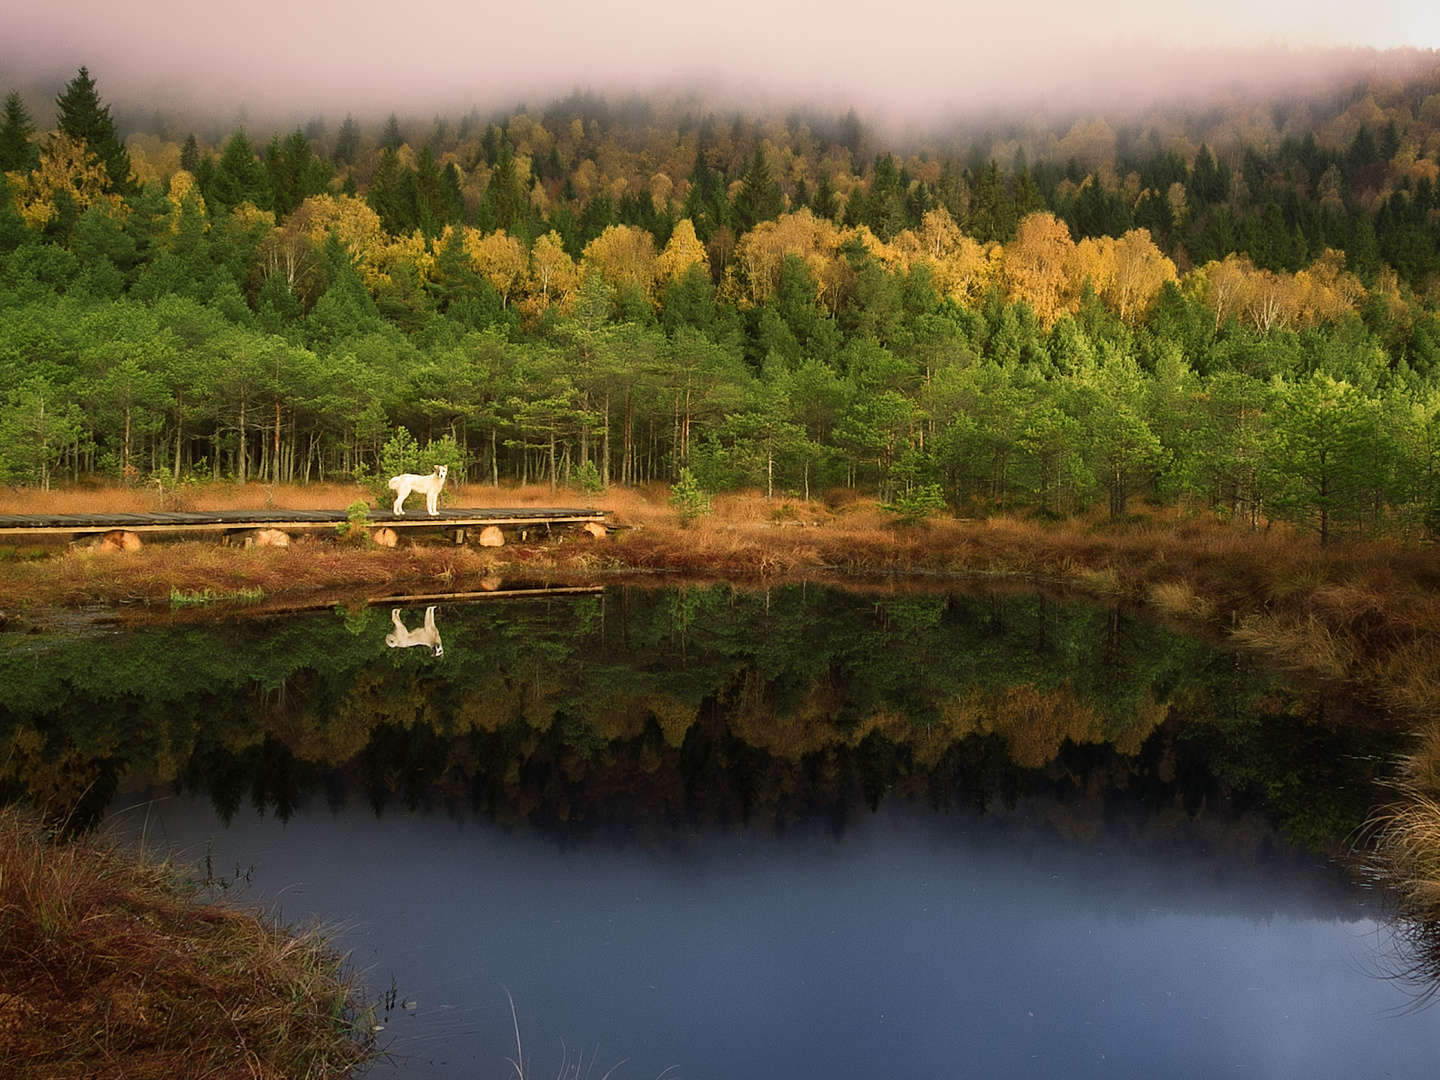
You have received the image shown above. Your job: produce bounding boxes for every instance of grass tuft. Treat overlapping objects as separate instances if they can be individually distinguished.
[0,805,377,1078]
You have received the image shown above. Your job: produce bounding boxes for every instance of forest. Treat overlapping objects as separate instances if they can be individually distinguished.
[3,60,1440,541]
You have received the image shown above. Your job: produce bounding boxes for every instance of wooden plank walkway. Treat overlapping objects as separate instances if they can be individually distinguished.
[0,507,608,537]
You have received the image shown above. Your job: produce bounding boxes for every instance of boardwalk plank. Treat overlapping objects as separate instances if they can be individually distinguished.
[0,508,608,537]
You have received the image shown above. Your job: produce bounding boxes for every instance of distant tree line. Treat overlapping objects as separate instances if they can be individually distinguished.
[2,68,1440,541]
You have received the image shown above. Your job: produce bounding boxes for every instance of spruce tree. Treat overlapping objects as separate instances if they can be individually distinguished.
[368,146,415,235]
[966,161,1017,242]
[1347,124,1377,171]
[1188,144,1229,208]
[682,150,728,240]
[382,113,403,152]
[0,91,37,173]
[482,143,528,235]
[334,115,360,165]
[1012,166,1046,218]
[934,159,967,222]
[731,145,783,234]
[864,154,905,240]
[791,177,810,212]
[810,173,838,222]
[54,67,132,194]
[208,128,269,209]
[179,133,201,173]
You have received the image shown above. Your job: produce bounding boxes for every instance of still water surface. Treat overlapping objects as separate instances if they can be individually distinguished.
[4,584,1436,1077]
[122,789,1429,1080]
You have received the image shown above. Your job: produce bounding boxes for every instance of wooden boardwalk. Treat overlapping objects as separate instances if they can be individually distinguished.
[0,507,608,538]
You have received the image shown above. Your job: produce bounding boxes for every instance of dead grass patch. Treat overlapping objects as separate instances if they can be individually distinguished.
[1149,579,1215,622]
[1231,613,1360,681]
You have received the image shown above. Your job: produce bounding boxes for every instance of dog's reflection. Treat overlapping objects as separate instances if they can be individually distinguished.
[384,606,444,657]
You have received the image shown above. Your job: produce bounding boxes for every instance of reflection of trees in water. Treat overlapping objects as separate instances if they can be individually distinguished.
[0,586,1401,852]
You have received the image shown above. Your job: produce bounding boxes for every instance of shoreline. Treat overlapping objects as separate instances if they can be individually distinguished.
[0,805,376,1078]
[4,482,1438,720]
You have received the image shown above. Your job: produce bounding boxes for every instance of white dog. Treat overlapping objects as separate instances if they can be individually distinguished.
[388,464,447,516]
[385,606,444,657]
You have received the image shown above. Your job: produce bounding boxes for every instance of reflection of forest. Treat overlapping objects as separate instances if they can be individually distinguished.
[0,586,1400,852]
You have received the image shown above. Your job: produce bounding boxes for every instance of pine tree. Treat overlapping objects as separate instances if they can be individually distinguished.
[0,91,37,173]
[54,67,133,194]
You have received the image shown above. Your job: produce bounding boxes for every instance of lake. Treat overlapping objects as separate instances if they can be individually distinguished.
[4,584,1436,1077]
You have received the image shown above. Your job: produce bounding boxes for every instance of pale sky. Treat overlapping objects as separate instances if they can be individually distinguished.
[4,0,1439,122]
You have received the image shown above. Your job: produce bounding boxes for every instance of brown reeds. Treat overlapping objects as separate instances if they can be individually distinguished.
[0,805,376,1079]
[1353,725,1440,1003]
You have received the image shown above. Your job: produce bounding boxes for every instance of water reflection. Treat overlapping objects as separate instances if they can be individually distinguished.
[385,606,444,657]
[0,585,1401,851]
[5,583,1435,1073]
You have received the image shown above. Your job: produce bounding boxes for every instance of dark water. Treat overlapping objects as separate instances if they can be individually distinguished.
[4,585,1437,1077]
[118,791,1431,1080]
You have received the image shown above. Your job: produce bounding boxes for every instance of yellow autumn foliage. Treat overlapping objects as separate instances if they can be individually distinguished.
[372,230,437,289]
[990,683,1102,769]
[7,133,124,229]
[460,226,527,307]
[893,208,998,306]
[290,194,389,287]
[582,223,657,296]
[527,229,581,310]
[729,209,844,306]
[1002,212,1077,327]
[165,170,205,230]
[1071,228,1177,324]
[654,218,709,287]
[1191,250,1366,334]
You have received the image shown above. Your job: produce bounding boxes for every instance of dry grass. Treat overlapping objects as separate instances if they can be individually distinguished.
[1148,579,1216,621]
[0,805,375,1079]
[1355,724,1440,1001]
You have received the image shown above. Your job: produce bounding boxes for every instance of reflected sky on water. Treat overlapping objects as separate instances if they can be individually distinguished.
[119,791,1436,1080]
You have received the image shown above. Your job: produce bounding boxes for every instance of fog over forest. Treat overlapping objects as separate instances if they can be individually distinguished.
[3,0,1440,126]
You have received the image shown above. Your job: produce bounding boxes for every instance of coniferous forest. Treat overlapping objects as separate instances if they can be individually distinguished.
[3,60,1440,540]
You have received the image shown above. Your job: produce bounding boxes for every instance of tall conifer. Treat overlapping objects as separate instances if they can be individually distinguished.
[54,67,132,194]
[0,91,37,173]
